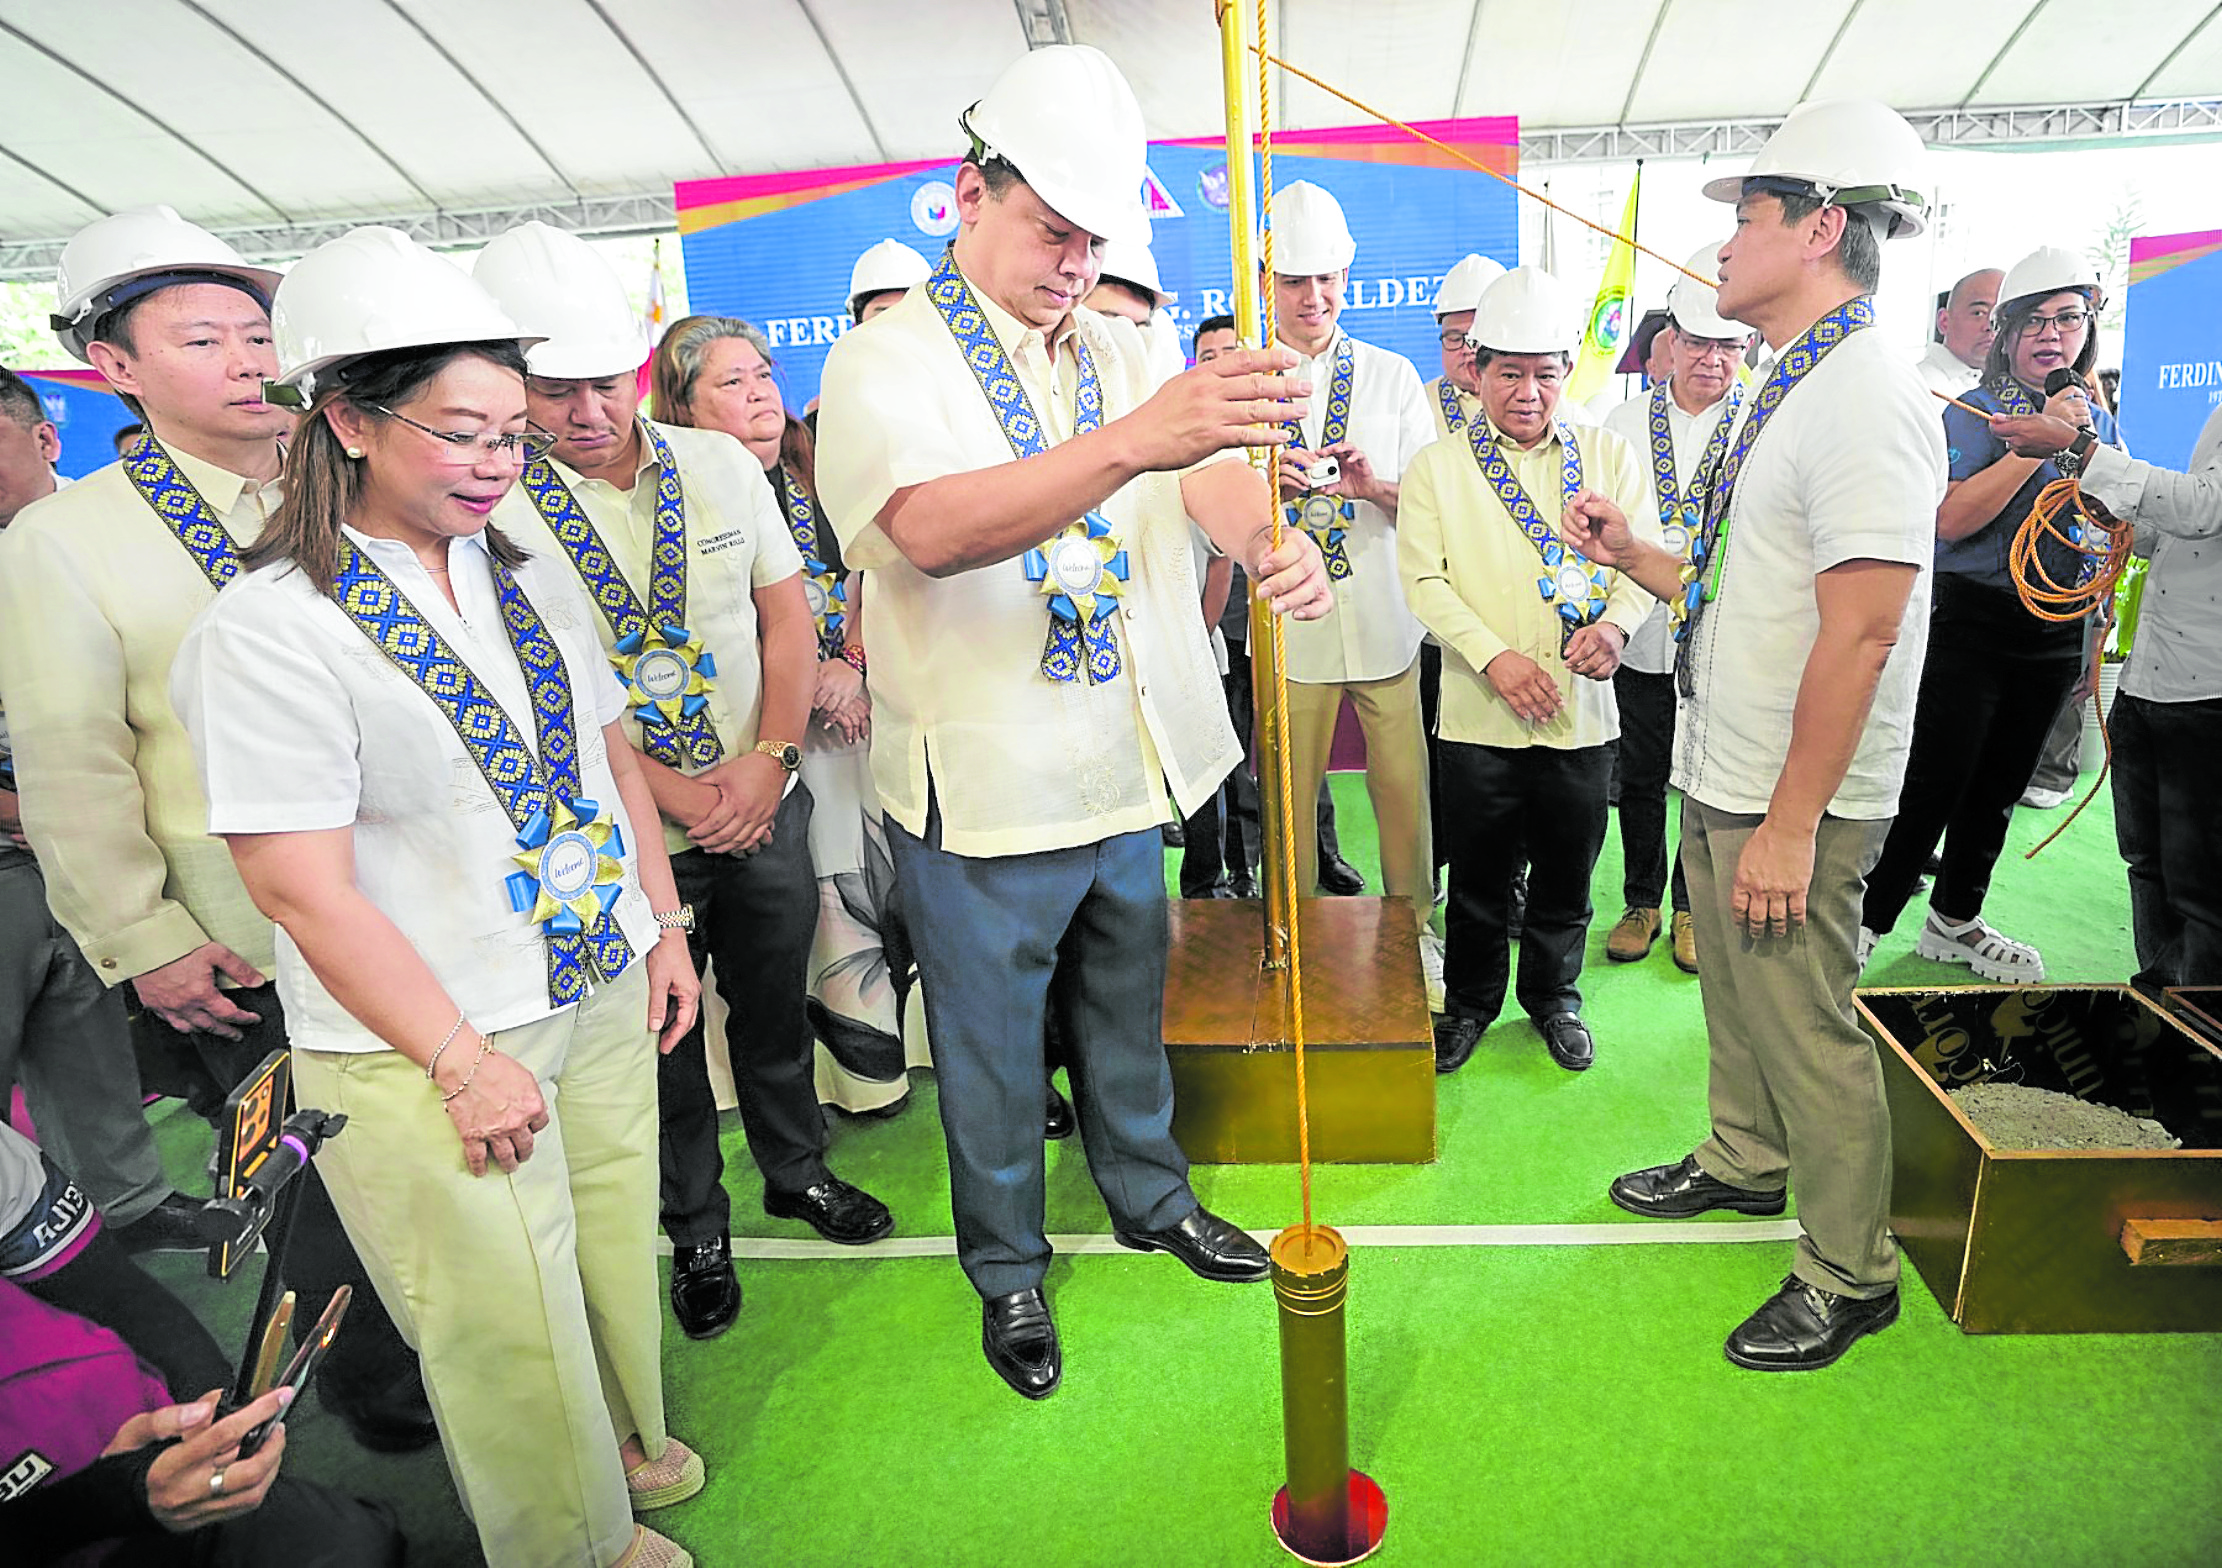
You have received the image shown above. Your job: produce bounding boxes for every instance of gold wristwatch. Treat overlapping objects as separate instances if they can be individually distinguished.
[754,739,802,773]
[653,904,695,934]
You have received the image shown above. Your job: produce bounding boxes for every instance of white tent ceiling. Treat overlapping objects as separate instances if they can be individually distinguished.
[4,0,2221,275]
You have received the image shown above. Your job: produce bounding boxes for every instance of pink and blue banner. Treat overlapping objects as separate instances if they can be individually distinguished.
[2121,229,2222,469]
[675,117,1520,412]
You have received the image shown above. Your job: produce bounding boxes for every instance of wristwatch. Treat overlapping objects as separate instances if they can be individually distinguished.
[654,904,695,934]
[2059,427,2098,477]
[754,739,802,773]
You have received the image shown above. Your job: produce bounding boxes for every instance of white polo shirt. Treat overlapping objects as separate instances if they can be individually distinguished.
[1279,331,1435,687]
[817,272,1236,860]
[496,420,806,855]
[1601,386,1742,676]
[1672,325,1946,820]
[172,528,656,1053]
[1916,341,1981,400]
[2081,413,2222,705]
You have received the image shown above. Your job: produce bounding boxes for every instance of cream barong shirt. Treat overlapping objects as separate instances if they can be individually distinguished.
[0,450,280,981]
[171,528,657,1053]
[1398,421,1658,751]
[816,274,1237,861]
[494,420,805,856]
[1601,388,1742,677]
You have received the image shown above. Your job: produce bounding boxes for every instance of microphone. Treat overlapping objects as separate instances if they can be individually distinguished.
[2042,367,2087,399]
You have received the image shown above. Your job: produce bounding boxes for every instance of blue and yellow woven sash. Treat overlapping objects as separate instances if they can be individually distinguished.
[777,469,848,660]
[521,423,724,769]
[329,543,635,1008]
[1673,297,1872,693]
[1438,376,1471,434]
[924,247,1127,683]
[1282,335,1356,580]
[1646,378,1742,563]
[1468,419,1607,647]
[123,435,243,590]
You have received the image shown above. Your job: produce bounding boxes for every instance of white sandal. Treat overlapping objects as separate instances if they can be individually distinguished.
[1916,911,2045,983]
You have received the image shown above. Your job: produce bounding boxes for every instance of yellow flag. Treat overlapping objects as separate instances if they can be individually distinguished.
[1565,169,1641,405]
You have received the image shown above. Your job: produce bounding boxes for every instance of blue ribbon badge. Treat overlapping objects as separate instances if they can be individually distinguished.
[507,798,627,938]
[612,623,717,734]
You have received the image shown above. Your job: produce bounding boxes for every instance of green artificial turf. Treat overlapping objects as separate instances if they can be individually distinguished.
[138,774,2222,1567]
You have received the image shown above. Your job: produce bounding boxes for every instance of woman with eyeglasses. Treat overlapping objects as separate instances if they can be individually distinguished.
[1857,246,2122,983]
[170,229,704,1568]
[649,315,927,1117]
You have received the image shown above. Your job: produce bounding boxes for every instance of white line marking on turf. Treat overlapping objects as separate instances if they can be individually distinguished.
[656,1219,1802,1262]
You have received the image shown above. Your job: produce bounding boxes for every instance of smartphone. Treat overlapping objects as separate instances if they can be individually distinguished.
[236,1285,350,1459]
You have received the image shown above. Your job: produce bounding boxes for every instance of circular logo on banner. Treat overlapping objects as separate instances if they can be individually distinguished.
[1589,288,1628,349]
[634,647,692,703]
[911,181,959,238]
[1198,164,1231,211]
[1556,562,1594,602]
[802,578,829,617]
[1049,536,1105,598]
[538,831,599,902]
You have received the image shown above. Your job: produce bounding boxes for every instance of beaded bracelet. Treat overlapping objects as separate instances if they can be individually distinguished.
[839,644,867,677]
[440,1037,493,1103]
[423,1012,468,1081]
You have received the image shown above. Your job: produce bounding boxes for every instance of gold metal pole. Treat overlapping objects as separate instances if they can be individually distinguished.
[1217,0,1291,970]
[1272,1226,1351,1548]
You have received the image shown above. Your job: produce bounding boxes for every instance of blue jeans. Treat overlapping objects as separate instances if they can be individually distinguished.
[888,799,1195,1297]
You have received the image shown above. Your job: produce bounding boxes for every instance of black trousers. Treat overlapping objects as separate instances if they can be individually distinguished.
[127,986,416,1408]
[1439,740,1611,1023]
[659,784,828,1246]
[2112,692,2222,992]
[1420,642,1448,872]
[1864,578,2080,933]
[1179,639,1340,894]
[1612,666,1690,913]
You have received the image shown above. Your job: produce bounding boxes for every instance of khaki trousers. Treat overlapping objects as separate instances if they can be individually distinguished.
[295,964,667,1568]
[1682,801,1900,1299]
[1287,654,1432,933]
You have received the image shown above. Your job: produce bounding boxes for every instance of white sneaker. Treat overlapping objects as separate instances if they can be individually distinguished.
[1856,926,1878,970]
[2019,785,2071,809]
[1419,929,1446,1015]
[1915,910,2046,983]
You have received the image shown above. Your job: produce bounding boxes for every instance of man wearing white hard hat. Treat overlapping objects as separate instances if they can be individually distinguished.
[817,44,1330,1400]
[1860,245,2124,982]
[1267,180,1438,972]
[1399,266,1656,1078]
[1565,100,1946,1373]
[0,207,437,1447]
[474,221,897,1345]
[171,225,703,1568]
[1427,253,1506,438]
[1600,245,1752,975]
[1918,267,2003,399]
[847,237,932,326]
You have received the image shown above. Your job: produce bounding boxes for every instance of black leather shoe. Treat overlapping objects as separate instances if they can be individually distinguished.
[1115,1205,1269,1282]
[1609,1155,1786,1219]
[1160,821,1186,848]
[982,1287,1061,1399]
[670,1234,741,1340]
[1318,854,1366,896]
[1044,1085,1076,1141]
[764,1176,894,1245]
[1433,1015,1483,1075]
[1229,870,1259,899]
[110,1193,214,1255]
[1538,1011,1594,1072]
[1724,1275,1899,1372]
[320,1363,440,1454]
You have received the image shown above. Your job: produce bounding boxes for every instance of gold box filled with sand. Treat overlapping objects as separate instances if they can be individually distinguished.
[1856,985,2222,1334]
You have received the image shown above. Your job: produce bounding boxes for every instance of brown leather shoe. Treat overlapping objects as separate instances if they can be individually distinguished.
[1606,906,1660,962]
[1671,911,1699,973]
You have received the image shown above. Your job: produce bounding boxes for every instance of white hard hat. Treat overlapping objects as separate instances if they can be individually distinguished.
[1096,236,1175,305]
[1996,245,2104,314]
[1469,266,1577,356]
[1432,254,1507,317]
[273,227,534,396]
[472,221,649,381]
[846,238,931,317]
[1269,182,1356,276]
[1668,245,1745,338]
[51,205,283,364]
[960,45,1149,247]
[1702,99,1930,241]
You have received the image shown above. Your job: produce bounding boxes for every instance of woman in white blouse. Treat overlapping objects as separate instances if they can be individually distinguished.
[172,228,704,1568]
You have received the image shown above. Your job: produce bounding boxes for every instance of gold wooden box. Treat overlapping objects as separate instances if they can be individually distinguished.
[1163,897,1436,1165]
[1856,985,2222,1333]
[2164,987,2222,1050]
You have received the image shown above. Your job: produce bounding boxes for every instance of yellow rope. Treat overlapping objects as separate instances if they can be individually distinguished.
[1253,0,1315,1242]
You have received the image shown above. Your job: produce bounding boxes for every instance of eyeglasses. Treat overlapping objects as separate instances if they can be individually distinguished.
[1439,330,1476,351]
[1677,333,1746,362]
[2020,309,2090,337]
[372,405,556,465]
